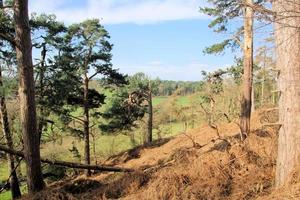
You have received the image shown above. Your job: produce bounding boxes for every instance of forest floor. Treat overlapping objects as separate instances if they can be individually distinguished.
[21,109,300,199]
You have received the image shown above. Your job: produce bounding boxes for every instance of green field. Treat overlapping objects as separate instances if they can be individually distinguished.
[152,96,191,106]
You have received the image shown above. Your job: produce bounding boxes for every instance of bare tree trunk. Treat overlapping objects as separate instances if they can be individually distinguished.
[83,74,91,176]
[13,0,45,193]
[0,66,21,199]
[147,82,153,144]
[251,83,255,112]
[261,48,267,106]
[274,0,300,187]
[37,44,47,142]
[91,131,97,165]
[240,0,254,140]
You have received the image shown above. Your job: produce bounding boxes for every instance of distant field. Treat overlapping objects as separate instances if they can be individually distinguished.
[152,96,168,106]
[153,95,191,106]
[40,120,189,162]
[175,96,190,106]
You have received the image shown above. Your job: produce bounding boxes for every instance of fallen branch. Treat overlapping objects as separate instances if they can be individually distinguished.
[0,145,134,173]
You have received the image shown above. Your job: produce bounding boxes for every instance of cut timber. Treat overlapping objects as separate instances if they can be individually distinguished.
[0,145,134,173]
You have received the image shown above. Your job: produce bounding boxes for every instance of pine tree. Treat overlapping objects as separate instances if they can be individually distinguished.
[63,19,125,176]
[13,0,45,193]
[273,0,300,187]
[200,0,263,138]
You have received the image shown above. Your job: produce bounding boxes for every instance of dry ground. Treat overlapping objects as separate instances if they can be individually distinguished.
[22,109,300,200]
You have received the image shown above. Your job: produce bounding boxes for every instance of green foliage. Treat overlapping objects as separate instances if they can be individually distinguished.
[0,3,14,47]
[32,18,126,140]
[30,13,66,46]
[0,76,17,97]
[100,87,145,133]
[100,73,155,133]
[203,39,231,55]
[200,0,244,54]
[227,57,243,84]
[42,165,66,182]
[67,89,106,109]
[200,0,242,32]
[156,80,201,96]
[69,141,81,161]
[200,0,268,55]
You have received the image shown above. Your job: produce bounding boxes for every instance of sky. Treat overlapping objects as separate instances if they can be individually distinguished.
[28,0,238,81]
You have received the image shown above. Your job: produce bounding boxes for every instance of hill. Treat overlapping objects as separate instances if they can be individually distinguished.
[21,109,300,200]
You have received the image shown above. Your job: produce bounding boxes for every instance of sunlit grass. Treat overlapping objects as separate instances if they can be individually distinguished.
[152,96,168,106]
[0,161,9,182]
[0,184,27,200]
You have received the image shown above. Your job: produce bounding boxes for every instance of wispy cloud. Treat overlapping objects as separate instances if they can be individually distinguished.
[118,60,218,81]
[29,0,207,25]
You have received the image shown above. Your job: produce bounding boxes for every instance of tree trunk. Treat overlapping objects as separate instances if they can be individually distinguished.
[261,48,267,106]
[13,0,45,193]
[240,0,254,140]
[37,44,47,143]
[147,82,153,144]
[83,74,91,176]
[251,83,255,112]
[0,66,21,199]
[274,0,300,187]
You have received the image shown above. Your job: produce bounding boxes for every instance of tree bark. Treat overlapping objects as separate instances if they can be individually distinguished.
[240,0,254,139]
[13,0,45,193]
[0,66,21,199]
[251,83,255,112]
[0,145,134,172]
[147,82,153,144]
[83,74,91,176]
[261,48,267,106]
[274,0,300,187]
[37,44,47,143]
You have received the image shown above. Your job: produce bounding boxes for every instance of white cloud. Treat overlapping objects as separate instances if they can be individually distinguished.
[29,0,207,25]
[118,61,214,81]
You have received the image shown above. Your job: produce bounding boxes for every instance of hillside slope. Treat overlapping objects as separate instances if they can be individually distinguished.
[23,110,299,200]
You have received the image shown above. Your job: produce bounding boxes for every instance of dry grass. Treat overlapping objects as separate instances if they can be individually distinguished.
[256,167,300,200]
[22,109,285,200]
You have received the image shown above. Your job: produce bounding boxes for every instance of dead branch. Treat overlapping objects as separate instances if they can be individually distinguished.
[182,132,202,148]
[0,145,134,173]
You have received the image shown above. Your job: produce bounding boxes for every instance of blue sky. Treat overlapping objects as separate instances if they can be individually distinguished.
[28,0,238,81]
